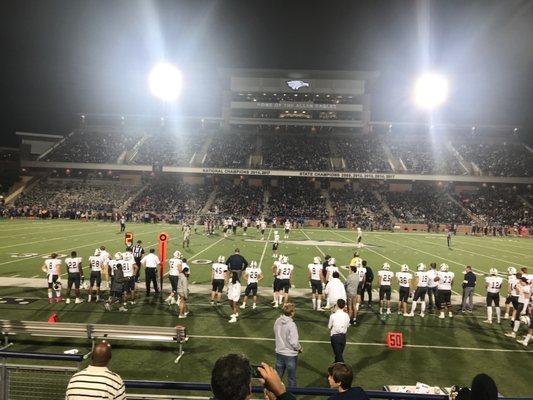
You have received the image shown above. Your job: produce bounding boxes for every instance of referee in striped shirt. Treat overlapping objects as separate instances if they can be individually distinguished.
[132,240,145,282]
[66,341,125,399]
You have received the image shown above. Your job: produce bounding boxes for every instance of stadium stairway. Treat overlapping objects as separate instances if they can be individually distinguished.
[37,127,82,161]
[372,190,397,224]
[4,175,41,205]
[322,189,335,218]
[118,183,150,214]
[447,142,472,175]
[445,193,481,224]
[193,133,215,167]
[201,186,218,213]
[517,194,533,210]
[378,138,399,172]
[124,133,150,164]
[262,189,270,215]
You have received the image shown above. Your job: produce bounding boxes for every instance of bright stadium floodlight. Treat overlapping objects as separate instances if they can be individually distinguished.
[413,72,449,110]
[148,62,183,102]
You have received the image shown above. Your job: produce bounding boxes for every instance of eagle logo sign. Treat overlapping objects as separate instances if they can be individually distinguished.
[286,80,310,90]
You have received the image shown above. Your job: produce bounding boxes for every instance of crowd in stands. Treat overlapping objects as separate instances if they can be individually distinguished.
[204,134,255,168]
[456,186,533,227]
[335,136,391,172]
[329,185,392,229]
[46,129,142,164]
[387,137,465,175]
[133,131,206,166]
[456,142,533,177]
[212,180,264,217]
[383,184,469,224]
[13,179,136,217]
[262,134,330,170]
[128,180,211,216]
[268,179,328,220]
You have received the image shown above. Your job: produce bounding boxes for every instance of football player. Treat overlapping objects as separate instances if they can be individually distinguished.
[183,224,191,248]
[241,260,263,309]
[272,217,277,229]
[166,250,182,305]
[426,262,438,312]
[356,227,363,248]
[119,215,126,233]
[104,262,128,312]
[177,258,190,318]
[284,219,291,239]
[354,261,367,313]
[307,256,323,310]
[409,263,428,317]
[88,249,104,302]
[504,267,519,319]
[42,253,62,304]
[227,272,241,323]
[107,252,122,292]
[272,255,283,307]
[505,277,531,338]
[325,258,340,308]
[260,219,267,240]
[231,218,237,236]
[516,309,532,347]
[211,256,228,305]
[484,268,503,324]
[99,246,110,290]
[121,252,137,305]
[435,263,455,319]
[65,251,83,304]
[272,231,280,258]
[276,255,294,307]
[222,218,229,238]
[446,229,452,248]
[378,263,393,315]
[396,264,412,316]
[242,218,249,236]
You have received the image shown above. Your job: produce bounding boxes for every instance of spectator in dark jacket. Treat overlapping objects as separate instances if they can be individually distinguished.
[327,363,368,400]
[226,248,248,280]
[361,261,374,307]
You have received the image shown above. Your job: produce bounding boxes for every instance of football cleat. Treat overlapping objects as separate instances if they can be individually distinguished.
[505,332,516,338]
[240,304,246,309]
[65,298,71,304]
[75,298,83,304]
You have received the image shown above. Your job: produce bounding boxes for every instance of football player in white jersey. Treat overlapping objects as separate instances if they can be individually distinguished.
[107,252,122,295]
[227,271,241,323]
[242,218,249,236]
[98,246,111,290]
[505,277,531,338]
[435,263,455,319]
[166,251,182,305]
[284,220,291,239]
[409,263,429,317]
[223,219,229,238]
[276,256,294,307]
[183,224,191,248]
[504,267,519,319]
[211,256,228,305]
[356,227,363,248]
[121,252,137,305]
[272,231,280,259]
[378,263,393,315]
[520,267,533,284]
[88,249,104,302]
[272,217,278,229]
[65,251,83,304]
[272,255,283,306]
[484,268,503,324]
[260,220,267,240]
[241,260,263,309]
[307,256,324,310]
[42,253,62,303]
[396,264,412,316]
[354,261,367,315]
[325,258,340,308]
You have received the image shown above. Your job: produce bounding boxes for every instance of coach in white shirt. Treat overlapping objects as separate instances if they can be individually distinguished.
[325,272,346,308]
[141,249,161,296]
[328,299,351,362]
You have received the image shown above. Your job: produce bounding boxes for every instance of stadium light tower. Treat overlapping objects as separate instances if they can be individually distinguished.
[413,72,449,110]
[148,62,183,102]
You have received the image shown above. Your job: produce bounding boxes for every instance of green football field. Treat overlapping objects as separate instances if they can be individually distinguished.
[0,219,532,397]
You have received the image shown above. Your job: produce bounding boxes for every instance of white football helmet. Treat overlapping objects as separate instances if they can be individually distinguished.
[278,255,284,261]
[417,263,426,271]
[355,261,362,268]
[123,252,133,261]
[282,256,289,264]
[313,256,321,264]
[173,250,182,259]
[440,263,449,272]
[328,257,336,266]
[382,263,390,270]
[94,248,101,256]
[114,252,122,260]
[489,268,498,275]
[250,261,257,268]
[507,266,517,275]
[217,255,225,263]
[401,264,409,272]
[274,231,279,235]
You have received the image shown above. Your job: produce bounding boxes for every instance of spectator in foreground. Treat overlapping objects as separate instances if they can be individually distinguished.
[273,303,302,387]
[210,353,295,400]
[328,299,351,362]
[65,341,125,400]
[461,266,476,313]
[470,373,498,400]
[226,248,249,280]
[327,363,368,400]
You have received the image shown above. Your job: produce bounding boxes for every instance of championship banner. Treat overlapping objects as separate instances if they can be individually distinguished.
[158,232,169,288]
[125,232,134,247]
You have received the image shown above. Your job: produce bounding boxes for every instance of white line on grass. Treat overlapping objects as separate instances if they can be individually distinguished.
[163,237,227,277]
[189,334,532,353]
[258,228,273,269]
[453,240,533,259]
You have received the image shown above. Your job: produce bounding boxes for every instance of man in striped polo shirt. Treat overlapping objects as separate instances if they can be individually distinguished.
[65,341,125,400]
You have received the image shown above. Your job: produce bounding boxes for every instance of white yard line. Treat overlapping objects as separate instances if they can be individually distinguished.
[258,228,273,269]
[189,334,532,354]
[454,240,533,259]
[300,229,346,280]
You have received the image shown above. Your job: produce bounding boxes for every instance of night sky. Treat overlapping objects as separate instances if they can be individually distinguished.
[1,0,533,146]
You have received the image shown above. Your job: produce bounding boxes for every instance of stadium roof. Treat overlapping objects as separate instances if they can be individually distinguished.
[219,68,379,82]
